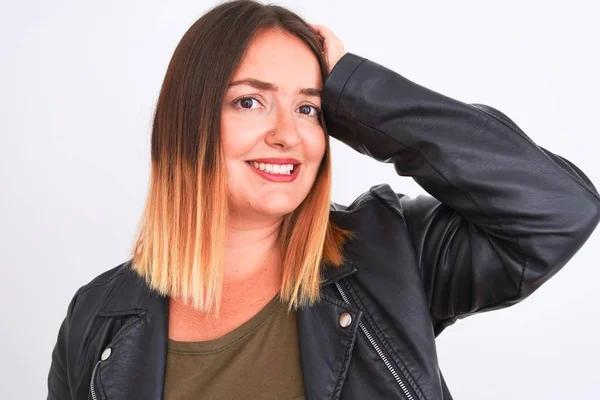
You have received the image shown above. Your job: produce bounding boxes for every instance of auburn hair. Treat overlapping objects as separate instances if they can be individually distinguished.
[130,0,354,313]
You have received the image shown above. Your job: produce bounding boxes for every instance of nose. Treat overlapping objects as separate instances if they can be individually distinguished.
[266,107,301,149]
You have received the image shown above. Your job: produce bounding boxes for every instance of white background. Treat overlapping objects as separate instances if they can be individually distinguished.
[2,0,599,399]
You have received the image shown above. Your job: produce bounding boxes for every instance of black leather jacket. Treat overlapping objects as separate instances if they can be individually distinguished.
[47,53,600,400]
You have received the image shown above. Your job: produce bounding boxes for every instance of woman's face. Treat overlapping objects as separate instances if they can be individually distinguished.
[221,28,326,221]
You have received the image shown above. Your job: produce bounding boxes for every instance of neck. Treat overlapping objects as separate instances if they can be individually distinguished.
[167,216,286,340]
[223,215,282,282]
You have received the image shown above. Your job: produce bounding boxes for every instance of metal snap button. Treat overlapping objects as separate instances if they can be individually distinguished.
[100,347,112,361]
[339,312,352,328]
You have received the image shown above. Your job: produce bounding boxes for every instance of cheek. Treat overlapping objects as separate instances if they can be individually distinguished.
[220,116,259,159]
[220,117,240,156]
[305,127,327,161]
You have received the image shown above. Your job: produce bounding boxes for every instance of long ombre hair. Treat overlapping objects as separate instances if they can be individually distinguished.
[130,0,354,313]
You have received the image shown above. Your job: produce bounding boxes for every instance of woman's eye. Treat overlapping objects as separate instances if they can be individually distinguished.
[298,104,321,117]
[234,96,262,110]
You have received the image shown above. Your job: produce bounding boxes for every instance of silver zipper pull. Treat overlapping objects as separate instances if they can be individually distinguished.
[90,347,112,400]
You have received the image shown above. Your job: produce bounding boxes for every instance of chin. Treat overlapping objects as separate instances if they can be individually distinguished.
[258,194,305,216]
[229,191,308,218]
[260,203,299,217]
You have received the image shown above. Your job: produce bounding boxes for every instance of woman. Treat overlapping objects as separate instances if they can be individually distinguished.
[47,1,600,399]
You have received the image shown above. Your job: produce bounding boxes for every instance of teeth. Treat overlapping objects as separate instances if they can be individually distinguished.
[250,161,295,175]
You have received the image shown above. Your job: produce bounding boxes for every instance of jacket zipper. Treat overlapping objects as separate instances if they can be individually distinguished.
[90,360,101,400]
[335,281,416,400]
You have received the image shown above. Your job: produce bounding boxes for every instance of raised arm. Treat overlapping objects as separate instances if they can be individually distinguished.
[322,53,600,335]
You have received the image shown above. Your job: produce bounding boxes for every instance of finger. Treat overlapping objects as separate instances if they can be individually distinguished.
[311,24,330,34]
[309,24,331,39]
[309,29,327,54]
[309,24,324,32]
[310,25,332,47]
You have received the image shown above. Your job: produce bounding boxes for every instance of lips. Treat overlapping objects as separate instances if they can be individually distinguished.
[246,157,301,165]
[245,160,301,182]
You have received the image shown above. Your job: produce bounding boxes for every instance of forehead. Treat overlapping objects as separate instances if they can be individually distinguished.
[232,29,322,90]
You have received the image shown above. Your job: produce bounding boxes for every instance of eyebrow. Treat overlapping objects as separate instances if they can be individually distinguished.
[228,78,322,97]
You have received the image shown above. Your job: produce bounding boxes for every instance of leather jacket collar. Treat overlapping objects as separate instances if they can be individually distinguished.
[92,258,360,400]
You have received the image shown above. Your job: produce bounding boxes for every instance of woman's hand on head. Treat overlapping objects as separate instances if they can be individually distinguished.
[310,24,345,74]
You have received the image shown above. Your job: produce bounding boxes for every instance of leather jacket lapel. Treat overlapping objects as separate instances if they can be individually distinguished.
[91,260,360,400]
[296,290,362,400]
[93,268,169,399]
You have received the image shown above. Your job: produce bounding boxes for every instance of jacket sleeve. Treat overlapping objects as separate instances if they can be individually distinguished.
[47,291,78,399]
[322,53,600,335]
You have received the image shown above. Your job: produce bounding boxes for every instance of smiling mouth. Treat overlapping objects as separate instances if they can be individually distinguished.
[245,161,300,175]
[245,160,301,182]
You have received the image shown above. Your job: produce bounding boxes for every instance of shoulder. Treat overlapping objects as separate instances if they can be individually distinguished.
[78,260,130,293]
[64,260,133,327]
[73,260,131,302]
[330,183,409,224]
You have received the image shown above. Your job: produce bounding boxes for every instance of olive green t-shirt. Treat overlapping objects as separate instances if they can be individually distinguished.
[163,294,305,400]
